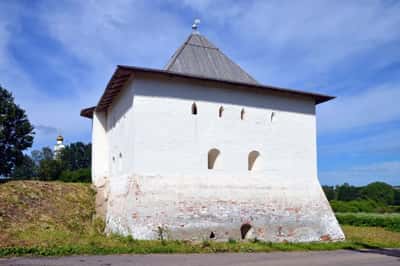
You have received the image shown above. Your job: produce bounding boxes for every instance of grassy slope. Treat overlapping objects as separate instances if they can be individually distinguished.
[0,181,98,247]
[0,181,399,257]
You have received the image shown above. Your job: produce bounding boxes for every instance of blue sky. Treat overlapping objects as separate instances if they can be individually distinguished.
[0,0,399,186]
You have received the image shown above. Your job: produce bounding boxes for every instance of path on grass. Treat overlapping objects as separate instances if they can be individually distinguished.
[1,249,400,266]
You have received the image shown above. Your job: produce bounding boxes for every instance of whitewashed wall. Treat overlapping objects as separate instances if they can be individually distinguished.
[92,111,108,186]
[93,74,344,242]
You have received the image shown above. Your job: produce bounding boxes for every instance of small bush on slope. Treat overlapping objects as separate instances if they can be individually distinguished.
[59,168,91,183]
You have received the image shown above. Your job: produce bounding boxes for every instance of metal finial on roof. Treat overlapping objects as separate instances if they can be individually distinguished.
[192,18,200,34]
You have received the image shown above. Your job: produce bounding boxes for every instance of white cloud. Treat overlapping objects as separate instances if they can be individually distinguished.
[0,1,189,149]
[0,4,31,92]
[35,125,58,135]
[0,19,9,66]
[0,2,95,148]
[24,1,192,149]
[320,127,400,156]
[317,83,400,133]
[41,0,187,70]
[181,0,400,87]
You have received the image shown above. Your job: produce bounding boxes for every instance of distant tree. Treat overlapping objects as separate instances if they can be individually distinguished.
[31,149,44,165]
[322,185,336,201]
[360,182,395,205]
[37,158,63,181]
[35,147,58,180]
[41,147,54,161]
[336,183,361,201]
[60,142,91,170]
[59,168,91,183]
[0,86,34,177]
[31,147,53,165]
[11,154,37,179]
[31,144,91,181]
[394,190,400,206]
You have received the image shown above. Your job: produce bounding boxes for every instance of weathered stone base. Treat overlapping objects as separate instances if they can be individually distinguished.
[98,174,345,242]
[93,176,109,220]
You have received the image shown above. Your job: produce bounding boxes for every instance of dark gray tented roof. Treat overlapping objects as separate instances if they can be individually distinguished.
[165,33,258,84]
[81,31,336,119]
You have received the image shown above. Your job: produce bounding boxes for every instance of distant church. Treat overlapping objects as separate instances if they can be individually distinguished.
[53,135,65,159]
[81,21,344,242]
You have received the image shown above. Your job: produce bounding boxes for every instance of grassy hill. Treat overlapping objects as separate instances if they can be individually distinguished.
[1,181,400,257]
[0,181,99,247]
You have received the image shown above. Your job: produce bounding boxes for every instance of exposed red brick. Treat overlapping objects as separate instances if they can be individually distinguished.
[320,234,331,241]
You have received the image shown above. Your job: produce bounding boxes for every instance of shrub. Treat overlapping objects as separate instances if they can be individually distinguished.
[228,238,236,244]
[201,240,211,248]
[330,200,382,213]
[336,213,400,232]
[390,205,400,213]
[59,168,91,183]
[38,159,64,181]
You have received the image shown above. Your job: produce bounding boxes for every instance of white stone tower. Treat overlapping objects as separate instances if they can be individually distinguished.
[80,22,344,242]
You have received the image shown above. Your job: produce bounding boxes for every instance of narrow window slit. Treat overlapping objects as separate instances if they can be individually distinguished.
[192,102,198,115]
[271,112,275,122]
[219,106,224,118]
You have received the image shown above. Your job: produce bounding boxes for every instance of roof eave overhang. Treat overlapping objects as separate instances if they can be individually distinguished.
[80,65,335,118]
[80,106,96,119]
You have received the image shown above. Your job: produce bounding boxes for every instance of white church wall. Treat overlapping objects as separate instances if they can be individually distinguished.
[102,75,344,242]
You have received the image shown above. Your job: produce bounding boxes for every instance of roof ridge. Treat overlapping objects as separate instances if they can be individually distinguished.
[164,32,258,84]
[164,34,193,70]
[216,47,258,83]
[186,42,218,50]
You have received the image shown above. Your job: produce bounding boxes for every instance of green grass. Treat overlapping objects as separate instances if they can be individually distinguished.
[1,226,399,257]
[342,225,400,248]
[336,213,400,232]
[1,181,400,257]
[1,225,400,257]
[0,234,375,257]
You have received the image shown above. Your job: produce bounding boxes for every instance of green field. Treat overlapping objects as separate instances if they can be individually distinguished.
[1,181,400,257]
[336,212,400,232]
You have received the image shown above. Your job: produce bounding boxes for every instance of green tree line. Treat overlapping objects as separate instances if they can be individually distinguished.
[322,182,400,213]
[11,142,92,182]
